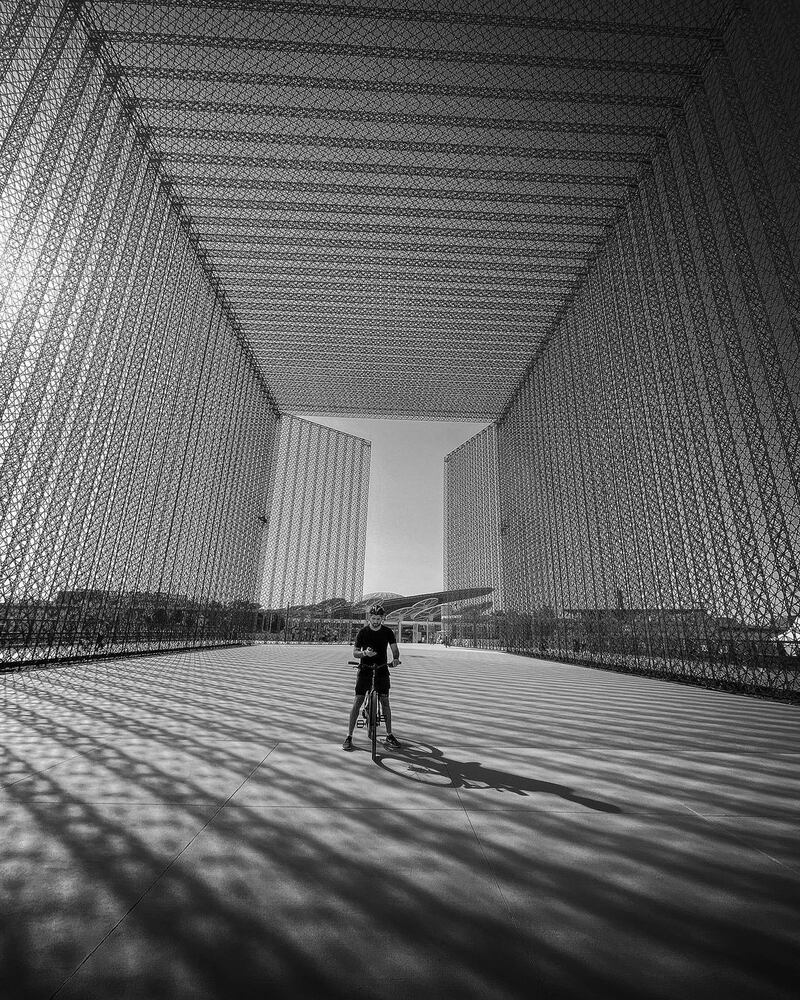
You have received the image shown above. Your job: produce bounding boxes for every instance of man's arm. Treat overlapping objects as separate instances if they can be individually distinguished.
[390,641,400,666]
[353,632,375,660]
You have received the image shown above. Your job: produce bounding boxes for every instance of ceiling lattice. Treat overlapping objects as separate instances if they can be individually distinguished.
[81,0,724,418]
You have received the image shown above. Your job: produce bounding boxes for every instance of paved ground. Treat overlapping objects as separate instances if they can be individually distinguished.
[2,643,799,999]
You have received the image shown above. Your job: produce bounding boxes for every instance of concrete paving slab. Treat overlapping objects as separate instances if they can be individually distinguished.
[57,805,532,1000]
[408,746,800,817]
[0,650,298,743]
[693,814,800,875]
[1,741,99,789]
[5,740,278,803]
[385,646,800,753]
[2,644,799,999]
[1,797,219,999]
[462,808,800,1000]
[230,740,463,810]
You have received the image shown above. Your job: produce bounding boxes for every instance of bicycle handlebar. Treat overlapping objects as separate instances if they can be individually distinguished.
[348,660,400,668]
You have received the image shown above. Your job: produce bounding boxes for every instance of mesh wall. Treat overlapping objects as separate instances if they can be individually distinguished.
[4,2,800,694]
[260,415,369,613]
[1,1,279,666]
[443,425,504,643]
[495,6,800,698]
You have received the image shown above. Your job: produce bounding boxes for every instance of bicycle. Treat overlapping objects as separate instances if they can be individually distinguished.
[348,658,401,759]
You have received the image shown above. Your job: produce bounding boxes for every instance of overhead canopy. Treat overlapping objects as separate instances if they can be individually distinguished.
[285,586,493,617]
[81,0,717,418]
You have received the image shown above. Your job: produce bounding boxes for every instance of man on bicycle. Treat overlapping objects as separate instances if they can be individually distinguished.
[343,603,401,750]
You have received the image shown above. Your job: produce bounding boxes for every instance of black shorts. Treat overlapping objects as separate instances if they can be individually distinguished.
[355,667,390,696]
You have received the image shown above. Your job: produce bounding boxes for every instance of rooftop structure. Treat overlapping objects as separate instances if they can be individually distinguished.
[2,0,799,700]
[31,0,745,420]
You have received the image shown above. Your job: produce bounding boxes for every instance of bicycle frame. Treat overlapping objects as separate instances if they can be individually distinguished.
[349,659,393,759]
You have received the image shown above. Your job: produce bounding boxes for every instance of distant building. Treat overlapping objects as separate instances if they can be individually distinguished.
[260,416,370,609]
[260,586,493,643]
[444,425,504,614]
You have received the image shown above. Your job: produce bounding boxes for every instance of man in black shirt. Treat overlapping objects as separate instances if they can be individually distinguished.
[343,603,401,750]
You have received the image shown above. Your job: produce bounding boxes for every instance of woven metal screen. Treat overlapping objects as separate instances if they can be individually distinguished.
[3,1,800,695]
[37,0,729,421]
[443,425,504,645]
[1,1,279,667]
[260,415,369,614]
[496,7,800,698]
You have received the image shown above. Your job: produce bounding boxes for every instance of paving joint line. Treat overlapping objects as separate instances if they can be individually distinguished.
[453,775,514,917]
[682,802,800,876]
[48,743,280,999]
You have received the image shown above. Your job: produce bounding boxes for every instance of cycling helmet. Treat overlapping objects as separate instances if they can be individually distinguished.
[368,603,385,616]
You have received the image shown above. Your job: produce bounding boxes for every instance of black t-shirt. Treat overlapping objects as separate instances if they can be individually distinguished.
[355,624,396,669]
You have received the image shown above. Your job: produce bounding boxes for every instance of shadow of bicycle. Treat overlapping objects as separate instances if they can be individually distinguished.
[376,740,622,813]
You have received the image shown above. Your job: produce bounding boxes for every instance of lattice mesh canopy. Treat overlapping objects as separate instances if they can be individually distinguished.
[77,0,721,418]
[3,0,799,695]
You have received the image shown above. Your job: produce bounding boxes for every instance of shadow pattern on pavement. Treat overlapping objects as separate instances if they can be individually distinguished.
[1,645,799,1000]
[377,740,623,813]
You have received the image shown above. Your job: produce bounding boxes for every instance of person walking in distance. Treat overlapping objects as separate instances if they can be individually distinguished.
[343,603,401,750]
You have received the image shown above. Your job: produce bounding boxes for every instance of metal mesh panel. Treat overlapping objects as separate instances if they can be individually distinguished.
[443,425,504,644]
[57,0,724,419]
[4,1,800,697]
[1,1,279,666]
[260,415,369,613]
[494,5,800,698]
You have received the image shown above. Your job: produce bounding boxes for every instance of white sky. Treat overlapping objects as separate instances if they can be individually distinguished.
[295,414,489,596]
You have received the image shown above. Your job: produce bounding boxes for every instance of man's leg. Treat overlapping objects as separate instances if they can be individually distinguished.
[379,695,392,734]
[348,694,365,735]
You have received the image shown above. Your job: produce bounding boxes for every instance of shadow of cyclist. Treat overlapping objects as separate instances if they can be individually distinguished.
[378,741,622,813]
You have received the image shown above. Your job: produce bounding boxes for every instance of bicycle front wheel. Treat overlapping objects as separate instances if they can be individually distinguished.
[368,691,378,759]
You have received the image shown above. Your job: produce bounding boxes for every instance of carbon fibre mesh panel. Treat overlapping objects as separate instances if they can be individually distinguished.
[3,1,800,697]
[1,1,280,664]
[65,0,724,418]
[443,425,504,639]
[260,415,369,611]
[491,8,800,696]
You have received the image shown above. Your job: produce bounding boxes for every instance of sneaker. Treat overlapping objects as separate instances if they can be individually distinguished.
[342,735,353,750]
[384,734,401,749]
